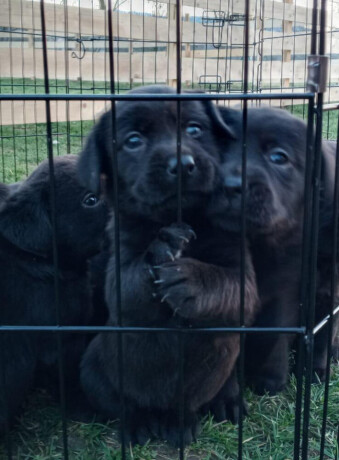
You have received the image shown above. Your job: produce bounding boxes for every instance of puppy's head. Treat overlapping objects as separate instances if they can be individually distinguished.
[78,85,236,223]
[0,155,108,263]
[209,107,335,237]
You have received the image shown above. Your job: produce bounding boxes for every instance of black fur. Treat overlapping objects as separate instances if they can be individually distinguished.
[315,173,339,378]
[212,107,336,394]
[78,86,259,446]
[0,155,107,432]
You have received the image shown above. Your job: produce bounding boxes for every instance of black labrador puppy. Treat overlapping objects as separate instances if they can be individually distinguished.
[78,86,259,446]
[211,106,335,395]
[0,155,107,432]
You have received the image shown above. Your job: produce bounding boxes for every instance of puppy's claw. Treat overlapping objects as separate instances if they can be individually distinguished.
[148,268,156,279]
[188,229,197,240]
[152,292,158,298]
[161,294,170,303]
[166,250,175,262]
[154,279,164,284]
[178,236,189,243]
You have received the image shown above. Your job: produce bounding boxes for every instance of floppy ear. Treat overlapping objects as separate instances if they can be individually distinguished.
[183,90,238,140]
[77,110,113,195]
[0,187,52,257]
[203,101,238,140]
[321,139,337,202]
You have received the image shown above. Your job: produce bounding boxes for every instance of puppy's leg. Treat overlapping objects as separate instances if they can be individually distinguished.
[0,334,36,432]
[246,332,291,395]
[158,410,200,448]
[313,291,339,382]
[154,242,258,324]
[201,367,248,424]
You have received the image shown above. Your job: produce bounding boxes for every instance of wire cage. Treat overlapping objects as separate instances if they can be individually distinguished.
[0,0,338,459]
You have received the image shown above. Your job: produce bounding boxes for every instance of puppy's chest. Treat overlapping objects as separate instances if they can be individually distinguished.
[252,241,301,301]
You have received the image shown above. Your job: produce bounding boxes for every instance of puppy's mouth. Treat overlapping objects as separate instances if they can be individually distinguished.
[209,188,280,233]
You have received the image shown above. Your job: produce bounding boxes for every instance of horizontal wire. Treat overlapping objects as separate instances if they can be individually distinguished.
[0,325,306,334]
[0,92,315,101]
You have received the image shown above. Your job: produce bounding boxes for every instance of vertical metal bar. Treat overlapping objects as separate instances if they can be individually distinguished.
[175,1,184,459]
[142,0,145,86]
[302,0,311,119]
[53,0,59,157]
[116,0,120,93]
[325,0,334,139]
[238,0,250,459]
[78,1,84,148]
[63,0,71,155]
[302,0,327,455]
[39,1,68,459]
[20,0,28,176]
[319,113,339,460]
[290,0,298,113]
[176,0,182,224]
[154,0,158,84]
[301,100,324,460]
[191,0,197,90]
[310,0,318,55]
[293,97,315,460]
[269,0,275,105]
[31,0,40,166]
[8,0,17,182]
[107,2,125,459]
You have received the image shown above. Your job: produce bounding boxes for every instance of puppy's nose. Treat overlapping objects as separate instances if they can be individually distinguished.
[167,155,196,176]
[224,175,243,194]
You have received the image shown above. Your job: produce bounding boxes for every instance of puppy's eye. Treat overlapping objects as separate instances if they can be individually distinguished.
[125,133,143,149]
[83,193,99,207]
[186,123,202,138]
[269,149,289,165]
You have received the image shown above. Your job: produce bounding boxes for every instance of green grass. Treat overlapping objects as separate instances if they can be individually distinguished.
[0,120,94,183]
[0,77,154,95]
[0,365,338,459]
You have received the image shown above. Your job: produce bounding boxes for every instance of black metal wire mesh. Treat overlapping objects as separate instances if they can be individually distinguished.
[0,0,338,459]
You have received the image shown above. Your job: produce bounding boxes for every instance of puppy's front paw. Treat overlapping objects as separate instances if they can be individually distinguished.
[147,223,196,266]
[250,375,286,396]
[154,258,201,318]
[203,395,248,424]
[160,413,201,447]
